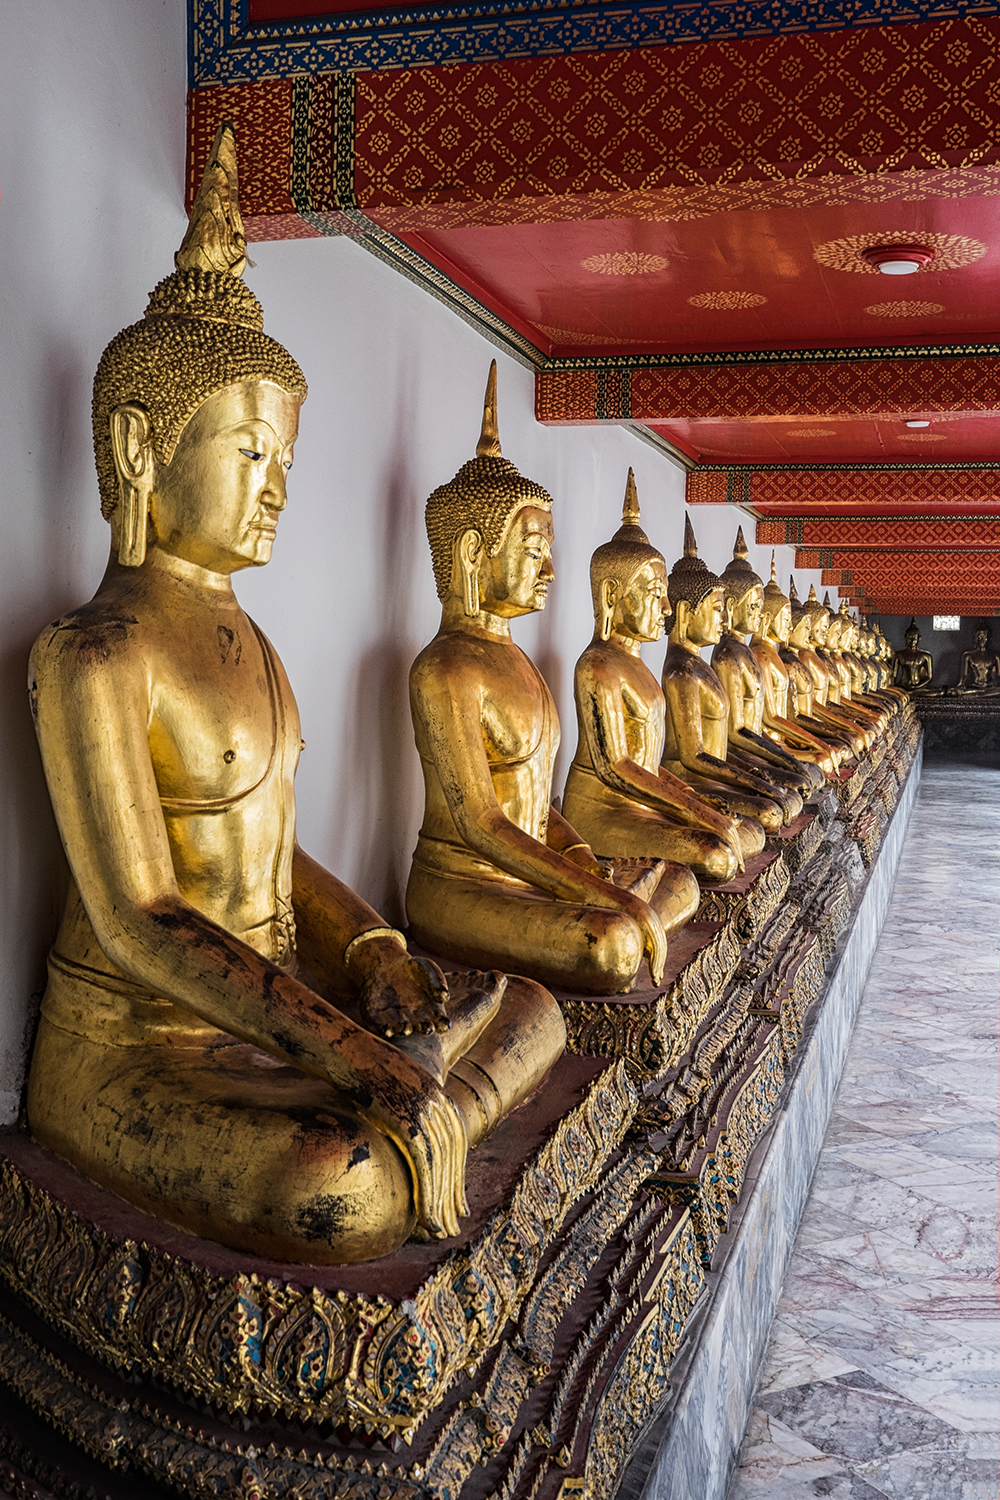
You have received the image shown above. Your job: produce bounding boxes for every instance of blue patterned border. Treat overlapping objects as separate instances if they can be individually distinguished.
[190,0,1000,82]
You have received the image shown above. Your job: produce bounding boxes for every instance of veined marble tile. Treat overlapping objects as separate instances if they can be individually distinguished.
[903,1123,999,1162]
[756,1373,957,1463]
[756,1318,860,1394]
[854,1434,1000,1500]
[865,1346,1000,1434]
[725,1411,844,1498]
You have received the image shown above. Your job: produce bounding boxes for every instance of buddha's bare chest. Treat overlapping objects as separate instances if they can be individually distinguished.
[478,645,556,769]
[147,620,298,803]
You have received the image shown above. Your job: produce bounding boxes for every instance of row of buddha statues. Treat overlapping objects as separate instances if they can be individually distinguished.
[21,127,911,1271]
[895,619,1000,695]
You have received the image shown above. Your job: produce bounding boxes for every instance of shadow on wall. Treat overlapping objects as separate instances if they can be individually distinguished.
[343,359,426,926]
[877,614,999,689]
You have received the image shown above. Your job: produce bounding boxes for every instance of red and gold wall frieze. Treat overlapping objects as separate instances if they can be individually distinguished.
[759,515,1000,548]
[189,17,1000,232]
[687,467,1000,513]
[538,360,1000,427]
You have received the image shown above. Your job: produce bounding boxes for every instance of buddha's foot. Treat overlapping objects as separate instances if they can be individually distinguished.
[393,969,507,1083]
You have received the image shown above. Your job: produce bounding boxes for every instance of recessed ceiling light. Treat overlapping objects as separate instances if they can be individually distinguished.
[861,245,934,275]
[905,419,931,428]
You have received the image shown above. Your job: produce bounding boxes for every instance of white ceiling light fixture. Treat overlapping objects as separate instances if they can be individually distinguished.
[905,419,931,428]
[861,245,934,275]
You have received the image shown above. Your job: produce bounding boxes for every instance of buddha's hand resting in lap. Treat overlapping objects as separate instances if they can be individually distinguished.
[561,843,615,880]
[364,1076,470,1241]
[357,947,451,1038]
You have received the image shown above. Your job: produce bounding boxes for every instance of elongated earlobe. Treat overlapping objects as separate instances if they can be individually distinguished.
[110,405,154,568]
[116,476,148,567]
[599,578,617,642]
[456,529,483,618]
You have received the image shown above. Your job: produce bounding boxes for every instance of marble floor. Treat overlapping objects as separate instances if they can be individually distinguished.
[727,756,1000,1500]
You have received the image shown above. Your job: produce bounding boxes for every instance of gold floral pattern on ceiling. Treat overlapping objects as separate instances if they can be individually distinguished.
[814,230,987,274]
[787,428,838,438]
[687,291,767,309]
[580,252,669,275]
[864,300,946,315]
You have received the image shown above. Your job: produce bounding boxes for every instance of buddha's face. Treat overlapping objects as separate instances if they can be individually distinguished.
[730,583,763,634]
[686,587,725,647]
[615,559,669,643]
[769,600,792,644]
[789,613,813,648]
[905,629,919,650]
[826,618,842,649]
[479,505,555,617]
[975,629,989,650]
[811,613,829,648]
[150,381,300,574]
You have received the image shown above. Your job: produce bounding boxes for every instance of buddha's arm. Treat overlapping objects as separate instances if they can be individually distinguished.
[292,846,449,1039]
[411,662,666,980]
[575,663,743,859]
[667,666,779,797]
[31,637,467,1239]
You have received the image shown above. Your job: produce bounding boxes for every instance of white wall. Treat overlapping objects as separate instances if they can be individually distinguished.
[0,0,835,1122]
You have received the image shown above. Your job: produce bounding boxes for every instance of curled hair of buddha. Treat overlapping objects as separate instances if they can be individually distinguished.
[93,123,307,522]
[761,551,790,619]
[590,469,666,616]
[668,514,723,611]
[424,361,553,600]
[719,525,763,606]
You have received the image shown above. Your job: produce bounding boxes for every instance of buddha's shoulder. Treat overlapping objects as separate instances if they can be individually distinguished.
[411,629,509,682]
[30,593,151,680]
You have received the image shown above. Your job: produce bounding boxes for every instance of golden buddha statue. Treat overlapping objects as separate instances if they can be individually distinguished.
[835,604,891,730]
[781,579,852,765]
[562,472,743,886]
[786,586,869,756]
[823,605,885,740]
[25,126,565,1267]
[406,370,688,996]
[744,557,836,782]
[957,626,1000,694]
[712,533,825,793]
[659,517,790,853]
[894,619,934,691]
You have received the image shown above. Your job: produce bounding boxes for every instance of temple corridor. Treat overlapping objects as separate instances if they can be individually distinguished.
[726,756,1000,1500]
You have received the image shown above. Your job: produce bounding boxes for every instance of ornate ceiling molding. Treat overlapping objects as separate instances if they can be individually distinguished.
[192,0,1000,81]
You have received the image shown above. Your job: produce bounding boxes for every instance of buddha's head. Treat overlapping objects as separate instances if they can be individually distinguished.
[802,583,830,648]
[589,469,668,643]
[719,526,764,635]
[425,362,554,619]
[93,125,307,575]
[760,553,792,644]
[788,575,814,649]
[825,597,844,650]
[974,626,990,650]
[668,515,725,648]
[838,601,858,651]
[905,619,921,650]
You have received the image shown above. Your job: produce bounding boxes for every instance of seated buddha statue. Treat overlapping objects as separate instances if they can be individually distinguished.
[835,604,891,730]
[561,471,743,887]
[818,598,882,745]
[711,531,825,794]
[25,127,566,1267]
[894,619,935,692]
[781,580,852,766]
[659,517,790,853]
[957,626,1000,694]
[791,586,870,756]
[746,557,836,783]
[406,368,695,997]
